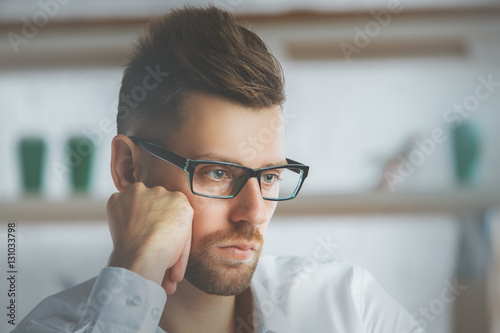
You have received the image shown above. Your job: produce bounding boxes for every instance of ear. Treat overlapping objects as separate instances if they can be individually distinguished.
[110,135,139,192]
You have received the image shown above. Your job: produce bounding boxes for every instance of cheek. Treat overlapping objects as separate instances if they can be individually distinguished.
[189,196,225,244]
[190,195,218,224]
[189,197,277,249]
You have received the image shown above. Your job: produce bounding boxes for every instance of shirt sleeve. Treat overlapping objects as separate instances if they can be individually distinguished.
[354,266,424,333]
[11,267,167,333]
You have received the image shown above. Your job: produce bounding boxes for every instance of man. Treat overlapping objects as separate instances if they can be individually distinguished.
[14,6,421,333]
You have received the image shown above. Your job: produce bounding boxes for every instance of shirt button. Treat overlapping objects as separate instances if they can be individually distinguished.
[151,307,161,320]
[127,296,142,307]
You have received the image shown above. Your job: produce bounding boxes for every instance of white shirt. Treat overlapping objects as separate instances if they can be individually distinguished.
[12,256,422,333]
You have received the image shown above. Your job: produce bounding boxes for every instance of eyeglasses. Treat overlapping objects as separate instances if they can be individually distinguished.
[129,136,309,201]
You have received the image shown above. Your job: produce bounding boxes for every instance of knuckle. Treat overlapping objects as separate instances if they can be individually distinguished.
[152,185,166,194]
[171,190,186,200]
[107,193,119,208]
[128,183,140,195]
[131,182,145,191]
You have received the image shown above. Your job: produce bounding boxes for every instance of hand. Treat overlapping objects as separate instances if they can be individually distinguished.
[107,182,193,294]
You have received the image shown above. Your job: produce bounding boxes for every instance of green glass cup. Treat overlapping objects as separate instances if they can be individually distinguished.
[67,137,95,193]
[18,137,46,195]
[451,122,481,185]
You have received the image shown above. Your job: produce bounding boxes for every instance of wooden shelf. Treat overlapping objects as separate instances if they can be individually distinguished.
[1,196,107,223]
[1,189,499,222]
[275,190,500,216]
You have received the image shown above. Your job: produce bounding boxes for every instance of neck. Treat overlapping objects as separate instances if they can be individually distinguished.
[159,280,254,333]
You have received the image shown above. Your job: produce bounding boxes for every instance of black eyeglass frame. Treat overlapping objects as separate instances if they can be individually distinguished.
[129,136,309,201]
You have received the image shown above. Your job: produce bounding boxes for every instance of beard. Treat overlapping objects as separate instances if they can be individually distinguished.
[184,223,264,296]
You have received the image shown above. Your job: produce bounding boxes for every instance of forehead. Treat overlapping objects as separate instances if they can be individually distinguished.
[167,92,286,168]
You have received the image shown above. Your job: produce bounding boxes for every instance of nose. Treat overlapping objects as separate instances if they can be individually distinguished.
[229,177,268,226]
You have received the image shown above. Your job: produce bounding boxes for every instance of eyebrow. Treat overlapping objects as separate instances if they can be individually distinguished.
[191,153,288,168]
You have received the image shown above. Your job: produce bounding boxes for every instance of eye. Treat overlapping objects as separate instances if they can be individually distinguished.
[206,169,228,180]
[262,172,280,184]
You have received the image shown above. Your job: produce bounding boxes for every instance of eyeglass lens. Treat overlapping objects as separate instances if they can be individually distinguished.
[191,164,302,199]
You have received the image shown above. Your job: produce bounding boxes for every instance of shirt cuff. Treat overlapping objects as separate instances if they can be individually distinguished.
[77,267,167,332]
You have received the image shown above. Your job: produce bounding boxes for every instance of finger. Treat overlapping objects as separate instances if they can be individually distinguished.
[161,268,177,295]
[106,193,121,243]
[171,228,192,283]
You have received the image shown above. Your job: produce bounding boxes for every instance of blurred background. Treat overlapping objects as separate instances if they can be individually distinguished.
[1,0,500,332]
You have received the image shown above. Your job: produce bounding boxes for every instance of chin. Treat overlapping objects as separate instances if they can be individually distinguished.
[184,248,262,296]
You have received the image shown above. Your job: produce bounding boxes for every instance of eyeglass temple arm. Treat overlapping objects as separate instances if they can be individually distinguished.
[129,136,188,170]
[286,158,302,165]
[286,158,309,179]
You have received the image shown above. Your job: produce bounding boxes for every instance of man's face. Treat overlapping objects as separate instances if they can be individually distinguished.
[142,92,285,295]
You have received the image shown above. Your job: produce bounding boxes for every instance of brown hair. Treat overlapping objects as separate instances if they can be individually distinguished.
[117,6,285,144]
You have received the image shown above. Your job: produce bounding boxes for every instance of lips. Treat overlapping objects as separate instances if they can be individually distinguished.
[218,242,260,261]
[221,242,258,251]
